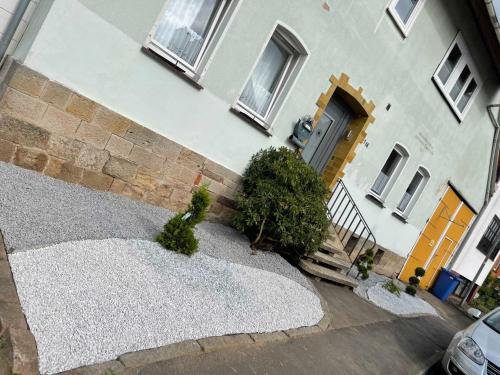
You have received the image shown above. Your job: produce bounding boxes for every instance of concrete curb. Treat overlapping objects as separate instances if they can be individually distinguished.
[0,231,39,374]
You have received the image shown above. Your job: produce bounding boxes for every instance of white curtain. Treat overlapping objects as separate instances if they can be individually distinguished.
[154,0,219,66]
[240,39,289,117]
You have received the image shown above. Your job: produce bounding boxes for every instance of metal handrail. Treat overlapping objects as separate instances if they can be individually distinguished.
[326,179,376,265]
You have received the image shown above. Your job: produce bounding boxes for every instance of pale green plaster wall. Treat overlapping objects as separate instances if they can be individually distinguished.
[18,0,500,257]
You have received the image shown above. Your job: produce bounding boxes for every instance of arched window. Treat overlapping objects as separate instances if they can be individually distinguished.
[395,166,430,217]
[234,23,308,129]
[370,143,409,200]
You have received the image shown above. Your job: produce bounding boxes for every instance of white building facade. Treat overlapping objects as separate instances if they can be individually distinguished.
[0,0,499,280]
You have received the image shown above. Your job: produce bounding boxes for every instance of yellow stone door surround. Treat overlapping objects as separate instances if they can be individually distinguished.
[309,73,376,189]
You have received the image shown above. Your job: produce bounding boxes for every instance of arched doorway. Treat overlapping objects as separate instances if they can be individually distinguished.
[304,73,376,189]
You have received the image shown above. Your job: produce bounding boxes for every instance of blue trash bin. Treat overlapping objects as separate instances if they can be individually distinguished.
[432,268,461,301]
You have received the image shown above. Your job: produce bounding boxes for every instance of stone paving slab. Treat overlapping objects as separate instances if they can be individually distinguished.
[197,334,254,353]
[0,232,38,374]
[0,301,27,330]
[119,341,202,368]
[283,325,323,338]
[250,331,289,344]
[59,360,125,375]
[7,326,38,374]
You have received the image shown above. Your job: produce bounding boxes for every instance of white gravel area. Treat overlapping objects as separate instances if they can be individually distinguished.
[0,162,171,252]
[350,270,439,317]
[9,238,323,374]
[367,283,438,317]
[0,162,313,291]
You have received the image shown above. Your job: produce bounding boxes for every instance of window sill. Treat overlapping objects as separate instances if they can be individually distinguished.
[365,192,385,208]
[230,106,273,137]
[142,46,204,91]
[392,211,408,224]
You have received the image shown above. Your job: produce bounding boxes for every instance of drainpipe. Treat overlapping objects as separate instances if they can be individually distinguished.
[0,0,30,63]
[485,104,500,201]
[456,104,500,306]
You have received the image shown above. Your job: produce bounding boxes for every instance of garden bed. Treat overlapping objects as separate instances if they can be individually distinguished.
[0,162,324,374]
[10,239,323,374]
[349,270,439,317]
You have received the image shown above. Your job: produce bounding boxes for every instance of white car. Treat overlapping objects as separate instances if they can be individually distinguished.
[442,306,500,375]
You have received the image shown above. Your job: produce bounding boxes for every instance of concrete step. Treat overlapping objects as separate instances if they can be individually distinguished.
[299,259,359,288]
[306,251,351,271]
[320,237,345,255]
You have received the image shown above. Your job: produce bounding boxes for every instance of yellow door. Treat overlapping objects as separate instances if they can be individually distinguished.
[421,237,455,289]
[400,187,475,289]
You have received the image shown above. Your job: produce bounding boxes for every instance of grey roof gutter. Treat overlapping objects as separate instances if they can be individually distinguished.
[0,0,30,63]
[484,0,500,44]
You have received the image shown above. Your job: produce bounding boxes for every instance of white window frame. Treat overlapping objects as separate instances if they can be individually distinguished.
[432,33,482,122]
[232,23,308,130]
[144,0,236,80]
[394,166,430,218]
[387,0,426,37]
[369,143,409,202]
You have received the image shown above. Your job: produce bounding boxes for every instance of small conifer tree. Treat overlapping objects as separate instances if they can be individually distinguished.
[156,185,211,256]
[356,249,374,280]
[405,267,426,296]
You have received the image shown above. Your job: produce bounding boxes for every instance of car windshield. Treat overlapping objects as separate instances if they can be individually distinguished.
[484,310,500,335]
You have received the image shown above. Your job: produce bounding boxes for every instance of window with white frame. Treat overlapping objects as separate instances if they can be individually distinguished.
[234,25,307,129]
[370,144,409,200]
[145,0,235,78]
[477,215,500,261]
[395,167,429,217]
[433,33,482,121]
[387,0,425,36]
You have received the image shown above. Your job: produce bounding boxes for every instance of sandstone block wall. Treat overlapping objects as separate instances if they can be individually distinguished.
[0,59,241,222]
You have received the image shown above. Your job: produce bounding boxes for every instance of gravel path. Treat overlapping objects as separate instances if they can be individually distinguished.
[0,162,313,291]
[9,238,323,374]
[349,270,439,317]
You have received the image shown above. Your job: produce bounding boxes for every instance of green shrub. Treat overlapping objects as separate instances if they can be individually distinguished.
[356,249,374,280]
[470,274,500,313]
[156,214,198,256]
[233,147,330,255]
[409,276,420,286]
[383,280,401,297]
[156,186,210,256]
[186,185,211,226]
[406,267,425,296]
[405,285,417,296]
[415,267,426,277]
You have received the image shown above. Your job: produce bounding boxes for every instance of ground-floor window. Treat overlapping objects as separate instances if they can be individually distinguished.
[477,215,500,261]
[394,166,429,218]
[145,0,237,79]
[233,24,308,129]
[370,143,409,200]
